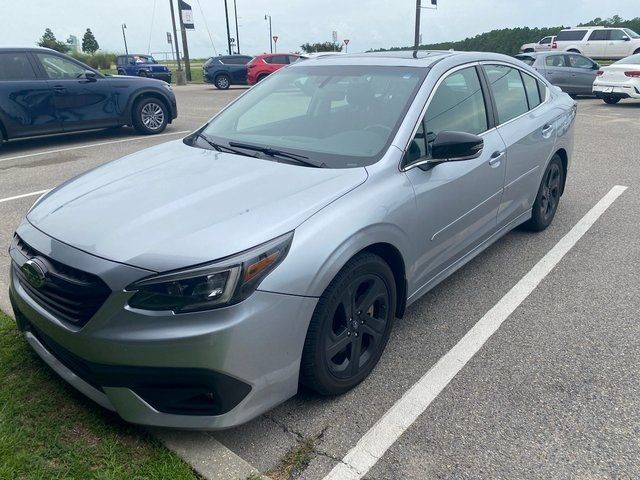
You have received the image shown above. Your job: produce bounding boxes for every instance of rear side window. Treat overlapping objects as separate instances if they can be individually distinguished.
[521,73,542,109]
[0,52,36,80]
[556,30,588,41]
[268,55,289,65]
[425,66,488,136]
[588,30,610,41]
[483,65,529,124]
[545,55,566,67]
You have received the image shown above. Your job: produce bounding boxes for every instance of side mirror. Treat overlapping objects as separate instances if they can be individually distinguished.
[84,70,97,81]
[430,131,484,161]
[623,36,631,41]
[593,63,600,70]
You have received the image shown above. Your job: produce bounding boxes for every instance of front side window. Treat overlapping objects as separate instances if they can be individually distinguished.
[483,65,529,124]
[0,52,36,80]
[610,29,629,41]
[624,28,640,39]
[567,54,595,69]
[540,37,552,45]
[201,65,426,168]
[36,53,87,79]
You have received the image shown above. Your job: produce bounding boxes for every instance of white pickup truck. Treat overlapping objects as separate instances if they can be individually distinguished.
[520,36,556,53]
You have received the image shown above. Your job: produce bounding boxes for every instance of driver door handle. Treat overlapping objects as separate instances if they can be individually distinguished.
[489,150,505,167]
[52,85,67,93]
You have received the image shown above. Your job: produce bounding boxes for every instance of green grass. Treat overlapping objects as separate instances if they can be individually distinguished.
[97,64,204,84]
[0,310,199,480]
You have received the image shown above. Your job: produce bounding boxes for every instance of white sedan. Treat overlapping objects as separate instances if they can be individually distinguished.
[593,53,640,104]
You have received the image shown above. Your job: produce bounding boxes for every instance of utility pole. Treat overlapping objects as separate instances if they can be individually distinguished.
[223,0,232,54]
[265,15,273,53]
[121,24,129,55]
[233,0,240,54]
[177,1,192,81]
[169,0,186,85]
[414,0,421,51]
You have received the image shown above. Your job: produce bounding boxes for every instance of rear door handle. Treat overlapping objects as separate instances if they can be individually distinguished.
[489,150,505,167]
[542,124,554,137]
[52,85,67,93]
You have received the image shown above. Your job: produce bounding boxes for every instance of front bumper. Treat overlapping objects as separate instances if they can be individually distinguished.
[9,223,317,429]
[593,83,640,99]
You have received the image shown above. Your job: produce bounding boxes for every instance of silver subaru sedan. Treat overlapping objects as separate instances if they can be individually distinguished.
[9,51,576,429]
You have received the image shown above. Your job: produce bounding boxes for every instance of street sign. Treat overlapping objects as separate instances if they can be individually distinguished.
[166,32,172,44]
[179,0,194,29]
[344,39,350,45]
[273,35,279,43]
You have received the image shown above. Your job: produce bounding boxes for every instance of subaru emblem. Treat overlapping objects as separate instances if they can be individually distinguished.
[21,259,46,288]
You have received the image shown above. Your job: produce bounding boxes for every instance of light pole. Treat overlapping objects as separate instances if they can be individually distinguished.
[121,24,129,55]
[223,0,232,54]
[233,0,240,54]
[265,14,273,53]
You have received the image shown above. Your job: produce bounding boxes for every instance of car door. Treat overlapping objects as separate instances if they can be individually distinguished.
[585,29,610,58]
[403,65,506,288]
[34,52,118,131]
[566,54,599,94]
[481,64,558,227]
[541,54,571,91]
[605,29,632,59]
[0,51,60,138]
[230,56,251,83]
[536,36,553,52]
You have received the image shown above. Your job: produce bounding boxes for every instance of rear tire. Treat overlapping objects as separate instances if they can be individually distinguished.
[214,74,231,90]
[634,48,640,55]
[117,69,126,76]
[132,98,168,135]
[521,155,564,232]
[603,96,621,105]
[300,253,396,396]
[256,73,269,83]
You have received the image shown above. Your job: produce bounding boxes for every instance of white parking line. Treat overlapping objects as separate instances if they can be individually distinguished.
[323,185,628,480]
[0,130,190,164]
[0,189,49,204]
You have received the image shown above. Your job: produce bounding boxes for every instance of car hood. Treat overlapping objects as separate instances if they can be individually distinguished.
[28,140,367,272]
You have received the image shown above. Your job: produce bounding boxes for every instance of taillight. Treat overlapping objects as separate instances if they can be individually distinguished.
[624,71,640,78]
[551,41,557,49]
[596,70,604,76]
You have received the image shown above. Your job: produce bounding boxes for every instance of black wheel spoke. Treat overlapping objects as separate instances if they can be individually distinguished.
[340,286,354,321]
[355,280,386,314]
[326,331,351,358]
[362,315,386,337]
[349,335,363,376]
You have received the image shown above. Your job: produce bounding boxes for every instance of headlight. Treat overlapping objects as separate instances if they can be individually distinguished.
[126,232,293,313]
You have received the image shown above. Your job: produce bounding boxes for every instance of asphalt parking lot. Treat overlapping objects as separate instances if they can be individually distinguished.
[1,86,639,479]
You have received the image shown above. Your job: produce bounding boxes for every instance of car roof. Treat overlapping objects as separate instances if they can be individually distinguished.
[0,46,61,53]
[291,50,517,68]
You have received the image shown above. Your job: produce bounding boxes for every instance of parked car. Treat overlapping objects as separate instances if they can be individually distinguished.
[552,26,640,60]
[9,51,575,429]
[246,53,300,85]
[593,53,640,104]
[202,54,253,89]
[520,36,556,53]
[0,47,177,143]
[515,51,600,96]
[116,54,171,83]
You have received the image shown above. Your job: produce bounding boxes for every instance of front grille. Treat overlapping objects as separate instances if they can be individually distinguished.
[13,236,111,327]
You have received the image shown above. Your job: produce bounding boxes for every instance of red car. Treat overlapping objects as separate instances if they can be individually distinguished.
[246,53,301,85]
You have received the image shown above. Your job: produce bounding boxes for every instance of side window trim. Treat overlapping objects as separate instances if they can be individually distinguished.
[476,65,498,130]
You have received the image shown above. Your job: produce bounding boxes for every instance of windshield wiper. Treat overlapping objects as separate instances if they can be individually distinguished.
[229,142,326,168]
[194,133,255,157]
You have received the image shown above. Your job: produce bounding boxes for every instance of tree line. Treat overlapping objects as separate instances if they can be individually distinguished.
[37,28,100,54]
[378,15,640,56]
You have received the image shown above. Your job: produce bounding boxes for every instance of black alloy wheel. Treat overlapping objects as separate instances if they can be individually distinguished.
[301,253,396,395]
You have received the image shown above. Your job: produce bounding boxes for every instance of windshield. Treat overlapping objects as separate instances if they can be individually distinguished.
[200,65,427,168]
[624,28,640,39]
[614,53,640,65]
[134,55,157,64]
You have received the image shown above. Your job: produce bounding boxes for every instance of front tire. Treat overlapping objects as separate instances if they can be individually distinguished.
[138,70,148,77]
[603,96,621,105]
[132,98,168,135]
[214,74,231,90]
[300,253,396,396]
[522,155,564,232]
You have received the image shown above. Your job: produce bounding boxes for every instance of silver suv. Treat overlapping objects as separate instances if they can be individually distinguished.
[553,26,640,59]
[10,51,576,429]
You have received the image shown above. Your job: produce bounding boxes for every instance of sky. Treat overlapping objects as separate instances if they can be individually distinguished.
[1,0,639,59]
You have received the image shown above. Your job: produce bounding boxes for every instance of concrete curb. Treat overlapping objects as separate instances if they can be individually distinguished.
[154,429,268,480]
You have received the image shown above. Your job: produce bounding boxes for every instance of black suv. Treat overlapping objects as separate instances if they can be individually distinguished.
[0,47,177,144]
[203,55,253,89]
